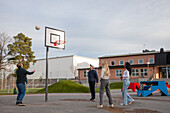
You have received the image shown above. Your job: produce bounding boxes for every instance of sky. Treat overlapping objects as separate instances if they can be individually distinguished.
[0,0,170,59]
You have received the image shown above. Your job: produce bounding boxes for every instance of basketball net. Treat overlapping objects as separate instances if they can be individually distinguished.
[54,40,66,46]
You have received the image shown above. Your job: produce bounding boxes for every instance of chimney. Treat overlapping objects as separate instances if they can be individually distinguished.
[160,48,164,53]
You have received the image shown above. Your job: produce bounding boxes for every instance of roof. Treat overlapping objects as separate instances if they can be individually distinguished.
[73,55,98,61]
[35,55,74,61]
[35,55,97,61]
[98,50,170,59]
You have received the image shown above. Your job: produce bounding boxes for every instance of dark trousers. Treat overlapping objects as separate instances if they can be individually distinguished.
[89,81,95,99]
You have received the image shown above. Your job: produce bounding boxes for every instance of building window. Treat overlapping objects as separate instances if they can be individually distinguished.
[149,58,154,64]
[132,69,139,76]
[119,60,124,65]
[129,60,133,65]
[111,61,115,66]
[161,67,170,78]
[140,69,148,77]
[84,71,88,78]
[116,70,122,77]
[138,59,143,64]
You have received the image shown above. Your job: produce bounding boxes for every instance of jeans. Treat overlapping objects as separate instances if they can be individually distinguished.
[89,81,95,99]
[99,79,113,105]
[122,79,133,105]
[16,83,26,102]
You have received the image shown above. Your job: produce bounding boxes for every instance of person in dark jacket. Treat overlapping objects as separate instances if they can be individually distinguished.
[16,62,35,106]
[88,64,98,101]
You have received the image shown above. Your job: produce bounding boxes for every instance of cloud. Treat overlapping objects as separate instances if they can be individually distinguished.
[0,0,170,59]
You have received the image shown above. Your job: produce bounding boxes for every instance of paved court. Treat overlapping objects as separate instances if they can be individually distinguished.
[0,90,170,113]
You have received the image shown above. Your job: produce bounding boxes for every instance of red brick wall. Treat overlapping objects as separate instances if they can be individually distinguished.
[78,54,158,80]
[78,66,157,80]
[99,54,154,66]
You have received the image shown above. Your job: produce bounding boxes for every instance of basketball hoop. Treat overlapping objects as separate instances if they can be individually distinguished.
[54,40,66,46]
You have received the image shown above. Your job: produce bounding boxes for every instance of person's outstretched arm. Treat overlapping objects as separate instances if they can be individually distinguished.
[25,69,35,75]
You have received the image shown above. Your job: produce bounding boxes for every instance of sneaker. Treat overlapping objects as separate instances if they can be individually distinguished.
[18,102,26,106]
[109,104,114,108]
[129,99,134,104]
[108,104,114,107]
[92,99,95,102]
[16,102,20,105]
[97,105,103,108]
[90,98,95,101]
[90,98,94,100]
[120,103,127,106]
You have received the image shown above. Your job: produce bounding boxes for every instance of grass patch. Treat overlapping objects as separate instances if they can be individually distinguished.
[35,80,90,93]
[0,89,13,93]
[26,88,43,94]
[110,82,123,89]
[95,88,100,93]
[0,88,43,95]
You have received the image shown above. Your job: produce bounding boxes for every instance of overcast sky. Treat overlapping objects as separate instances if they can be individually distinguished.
[0,0,170,59]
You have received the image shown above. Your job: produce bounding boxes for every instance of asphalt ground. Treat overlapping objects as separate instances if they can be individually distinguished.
[0,90,170,113]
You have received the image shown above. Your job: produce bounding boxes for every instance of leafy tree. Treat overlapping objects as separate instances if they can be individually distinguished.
[8,33,36,69]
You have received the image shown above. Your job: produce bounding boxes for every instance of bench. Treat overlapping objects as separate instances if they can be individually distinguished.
[137,81,169,97]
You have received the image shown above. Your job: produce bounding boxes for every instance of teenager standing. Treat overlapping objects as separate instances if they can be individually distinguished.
[121,62,134,106]
[98,61,114,108]
[88,64,98,101]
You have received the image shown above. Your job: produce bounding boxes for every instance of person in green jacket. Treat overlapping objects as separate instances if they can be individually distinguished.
[16,62,35,106]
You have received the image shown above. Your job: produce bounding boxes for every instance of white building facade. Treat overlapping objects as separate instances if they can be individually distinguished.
[27,55,98,87]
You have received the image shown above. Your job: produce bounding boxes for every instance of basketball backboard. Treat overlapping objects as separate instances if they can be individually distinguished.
[45,27,66,49]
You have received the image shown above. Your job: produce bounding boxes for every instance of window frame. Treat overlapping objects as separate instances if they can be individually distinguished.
[116,69,122,77]
[111,61,115,66]
[149,58,154,64]
[83,70,88,78]
[138,59,144,64]
[132,69,139,77]
[129,59,133,65]
[119,60,124,65]
[140,68,148,77]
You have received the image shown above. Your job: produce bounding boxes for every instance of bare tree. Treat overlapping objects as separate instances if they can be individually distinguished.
[0,32,12,89]
[0,32,12,70]
[70,64,77,79]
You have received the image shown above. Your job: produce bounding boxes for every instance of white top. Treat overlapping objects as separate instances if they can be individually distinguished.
[123,69,129,79]
[100,68,110,79]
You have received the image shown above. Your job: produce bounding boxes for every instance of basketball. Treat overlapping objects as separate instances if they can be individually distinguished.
[35,25,40,30]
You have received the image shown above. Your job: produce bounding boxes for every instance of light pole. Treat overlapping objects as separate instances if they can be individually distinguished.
[147,62,150,77]
[166,66,168,79]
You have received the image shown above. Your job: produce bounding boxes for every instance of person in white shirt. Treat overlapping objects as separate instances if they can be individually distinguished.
[120,62,134,106]
[98,61,114,108]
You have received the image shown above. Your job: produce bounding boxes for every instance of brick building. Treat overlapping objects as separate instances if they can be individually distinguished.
[78,48,170,85]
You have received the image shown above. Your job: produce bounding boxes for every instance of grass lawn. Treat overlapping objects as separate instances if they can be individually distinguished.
[0,81,122,95]
[35,80,91,93]
[0,88,43,95]
[110,82,123,89]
